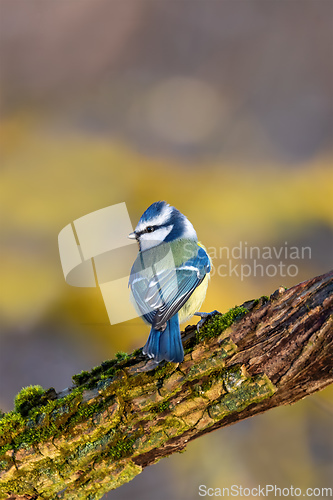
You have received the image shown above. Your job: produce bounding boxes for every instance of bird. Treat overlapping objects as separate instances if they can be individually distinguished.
[128,201,211,363]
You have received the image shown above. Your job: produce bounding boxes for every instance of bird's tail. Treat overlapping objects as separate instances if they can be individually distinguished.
[143,314,184,363]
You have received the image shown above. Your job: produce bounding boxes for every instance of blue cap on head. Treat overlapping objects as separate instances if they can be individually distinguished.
[132,201,197,250]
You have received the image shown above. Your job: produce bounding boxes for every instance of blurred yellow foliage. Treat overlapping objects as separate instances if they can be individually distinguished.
[1,115,332,338]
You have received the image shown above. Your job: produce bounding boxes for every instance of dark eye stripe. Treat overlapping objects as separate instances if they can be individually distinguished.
[137,225,156,236]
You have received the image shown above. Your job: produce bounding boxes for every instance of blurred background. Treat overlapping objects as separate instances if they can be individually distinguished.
[0,0,332,498]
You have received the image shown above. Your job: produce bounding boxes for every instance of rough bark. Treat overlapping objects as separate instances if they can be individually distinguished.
[0,271,332,500]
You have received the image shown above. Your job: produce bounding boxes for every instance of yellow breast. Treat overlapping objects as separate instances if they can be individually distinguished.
[178,273,210,324]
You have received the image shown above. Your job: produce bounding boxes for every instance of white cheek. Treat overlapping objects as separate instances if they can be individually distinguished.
[139,225,173,250]
[181,218,197,240]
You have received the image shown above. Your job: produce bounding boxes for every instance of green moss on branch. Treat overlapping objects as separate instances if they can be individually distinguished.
[1,269,331,500]
[0,305,257,499]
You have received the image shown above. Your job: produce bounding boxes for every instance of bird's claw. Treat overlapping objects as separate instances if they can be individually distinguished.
[194,310,219,332]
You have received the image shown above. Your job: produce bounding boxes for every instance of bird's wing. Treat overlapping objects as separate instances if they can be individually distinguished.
[146,245,211,330]
[129,273,156,324]
[128,244,172,323]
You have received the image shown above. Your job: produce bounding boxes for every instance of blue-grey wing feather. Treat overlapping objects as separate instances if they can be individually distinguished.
[152,246,211,329]
[129,246,210,329]
[129,274,155,323]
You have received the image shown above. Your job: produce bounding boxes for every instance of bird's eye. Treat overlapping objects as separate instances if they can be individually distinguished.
[146,226,155,233]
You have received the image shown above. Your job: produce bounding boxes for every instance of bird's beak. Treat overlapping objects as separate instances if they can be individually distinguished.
[128,232,137,240]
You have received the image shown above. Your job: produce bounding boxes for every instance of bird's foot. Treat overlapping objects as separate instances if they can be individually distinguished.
[194,310,220,332]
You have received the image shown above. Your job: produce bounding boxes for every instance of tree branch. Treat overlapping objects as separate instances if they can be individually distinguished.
[1,271,332,500]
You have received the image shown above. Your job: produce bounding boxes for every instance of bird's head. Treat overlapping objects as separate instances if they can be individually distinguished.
[128,201,197,251]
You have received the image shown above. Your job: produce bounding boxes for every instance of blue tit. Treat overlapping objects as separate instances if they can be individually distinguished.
[128,201,211,363]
